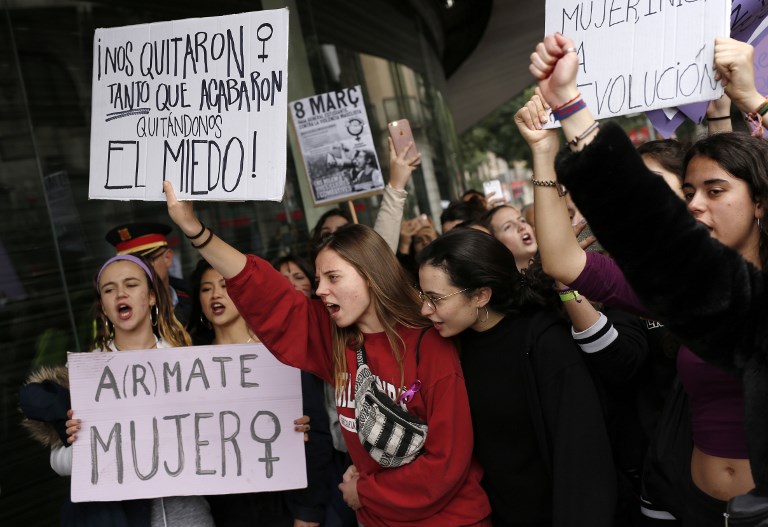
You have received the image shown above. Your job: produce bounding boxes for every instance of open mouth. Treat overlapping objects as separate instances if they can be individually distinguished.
[117,303,132,320]
[326,303,340,317]
[521,233,533,244]
[211,302,225,316]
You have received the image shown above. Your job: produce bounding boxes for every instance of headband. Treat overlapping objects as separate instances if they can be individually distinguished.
[96,255,154,290]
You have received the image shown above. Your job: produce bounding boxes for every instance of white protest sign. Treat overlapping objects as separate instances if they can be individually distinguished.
[290,86,383,206]
[68,344,306,502]
[88,9,289,201]
[545,0,730,120]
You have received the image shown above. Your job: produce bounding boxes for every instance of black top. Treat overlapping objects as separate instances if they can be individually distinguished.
[459,316,551,527]
[458,312,617,527]
[556,121,768,493]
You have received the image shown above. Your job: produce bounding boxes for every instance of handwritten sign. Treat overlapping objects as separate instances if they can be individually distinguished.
[88,10,289,201]
[290,86,383,205]
[545,0,730,121]
[68,344,306,502]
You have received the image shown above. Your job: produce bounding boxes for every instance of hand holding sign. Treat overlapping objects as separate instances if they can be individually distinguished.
[714,37,765,114]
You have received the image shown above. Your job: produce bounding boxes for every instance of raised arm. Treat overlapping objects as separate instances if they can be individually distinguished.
[373,138,421,252]
[164,181,246,279]
[714,38,765,116]
[515,91,587,284]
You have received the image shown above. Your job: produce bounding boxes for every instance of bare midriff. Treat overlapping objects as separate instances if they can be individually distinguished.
[691,446,754,501]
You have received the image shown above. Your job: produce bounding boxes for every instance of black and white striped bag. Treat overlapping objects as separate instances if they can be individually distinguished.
[354,344,428,468]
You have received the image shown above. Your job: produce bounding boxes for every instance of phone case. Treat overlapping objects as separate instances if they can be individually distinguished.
[388,119,419,157]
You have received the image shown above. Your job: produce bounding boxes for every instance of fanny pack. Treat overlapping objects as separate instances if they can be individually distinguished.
[354,331,428,468]
[725,492,768,526]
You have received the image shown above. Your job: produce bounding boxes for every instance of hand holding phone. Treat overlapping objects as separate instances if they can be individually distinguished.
[483,180,504,200]
[388,119,419,158]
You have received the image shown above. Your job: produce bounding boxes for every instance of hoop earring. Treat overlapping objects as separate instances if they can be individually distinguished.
[476,306,489,324]
[151,305,158,327]
[201,314,212,329]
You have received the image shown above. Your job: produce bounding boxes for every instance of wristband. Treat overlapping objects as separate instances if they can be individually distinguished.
[706,115,731,122]
[186,222,207,240]
[191,228,214,249]
[558,290,582,303]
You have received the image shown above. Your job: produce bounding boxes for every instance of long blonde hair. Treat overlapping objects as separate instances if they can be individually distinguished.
[315,224,429,394]
[91,256,191,351]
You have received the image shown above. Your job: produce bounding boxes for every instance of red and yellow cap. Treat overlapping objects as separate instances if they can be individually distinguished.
[105,222,171,256]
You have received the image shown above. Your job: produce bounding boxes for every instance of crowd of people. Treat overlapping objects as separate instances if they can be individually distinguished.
[17,33,768,527]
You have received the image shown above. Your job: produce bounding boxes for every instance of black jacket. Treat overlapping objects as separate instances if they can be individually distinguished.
[557,122,768,494]
[460,311,618,527]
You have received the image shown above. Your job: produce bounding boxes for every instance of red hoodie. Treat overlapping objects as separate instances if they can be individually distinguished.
[227,255,491,526]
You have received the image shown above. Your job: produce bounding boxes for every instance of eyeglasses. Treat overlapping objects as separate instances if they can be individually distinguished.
[417,287,469,311]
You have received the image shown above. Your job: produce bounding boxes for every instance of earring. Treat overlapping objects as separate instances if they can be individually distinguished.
[201,314,212,329]
[759,217,763,230]
[102,316,114,337]
[476,306,489,324]
[151,305,158,327]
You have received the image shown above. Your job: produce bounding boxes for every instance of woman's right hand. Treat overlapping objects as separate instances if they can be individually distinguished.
[65,409,81,445]
[388,137,421,191]
[163,181,203,237]
[529,33,580,108]
[514,89,560,156]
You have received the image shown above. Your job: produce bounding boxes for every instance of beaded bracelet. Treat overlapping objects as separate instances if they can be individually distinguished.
[531,178,568,197]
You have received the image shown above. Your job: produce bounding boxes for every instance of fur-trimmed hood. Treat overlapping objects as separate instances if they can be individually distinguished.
[19,365,70,449]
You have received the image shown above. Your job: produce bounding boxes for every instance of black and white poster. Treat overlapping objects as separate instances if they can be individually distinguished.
[290,86,383,205]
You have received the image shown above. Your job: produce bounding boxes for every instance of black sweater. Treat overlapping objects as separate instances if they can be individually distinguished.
[459,312,617,527]
[556,121,768,494]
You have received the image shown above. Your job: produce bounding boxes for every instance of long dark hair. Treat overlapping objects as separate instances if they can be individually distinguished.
[418,229,553,316]
[638,139,686,182]
[684,132,768,269]
[187,259,217,345]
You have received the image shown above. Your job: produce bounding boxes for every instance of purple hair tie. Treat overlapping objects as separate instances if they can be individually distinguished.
[96,254,154,290]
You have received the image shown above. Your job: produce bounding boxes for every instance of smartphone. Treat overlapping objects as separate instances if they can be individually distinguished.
[388,119,419,157]
[482,179,503,199]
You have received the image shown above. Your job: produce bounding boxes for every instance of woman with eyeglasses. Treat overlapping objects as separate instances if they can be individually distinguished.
[163,182,492,527]
[418,228,617,527]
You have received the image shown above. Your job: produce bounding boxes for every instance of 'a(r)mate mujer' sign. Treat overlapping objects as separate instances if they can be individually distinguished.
[68,344,306,502]
[88,9,288,201]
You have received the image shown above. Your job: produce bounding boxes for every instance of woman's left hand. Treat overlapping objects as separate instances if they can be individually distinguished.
[294,415,310,442]
[388,137,421,191]
[339,465,361,511]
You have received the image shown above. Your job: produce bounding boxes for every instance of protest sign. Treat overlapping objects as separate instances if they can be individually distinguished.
[68,344,306,502]
[544,0,730,122]
[290,86,383,206]
[88,10,289,201]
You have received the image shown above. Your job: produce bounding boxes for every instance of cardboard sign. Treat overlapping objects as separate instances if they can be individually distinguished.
[545,0,730,121]
[68,344,306,502]
[88,9,289,201]
[290,86,383,205]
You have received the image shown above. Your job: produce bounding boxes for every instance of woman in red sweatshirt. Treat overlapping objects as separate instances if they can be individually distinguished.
[163,182,491,527]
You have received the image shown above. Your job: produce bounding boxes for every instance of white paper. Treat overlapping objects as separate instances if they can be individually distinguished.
[88,10,289,201]
[68,344,306,502]
[544,0,730,121]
